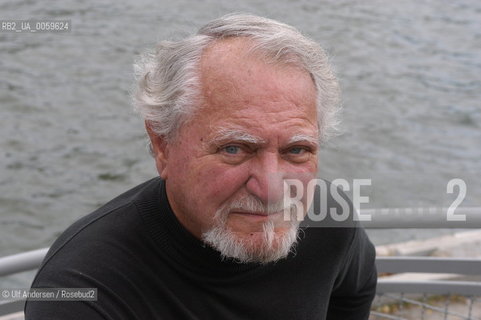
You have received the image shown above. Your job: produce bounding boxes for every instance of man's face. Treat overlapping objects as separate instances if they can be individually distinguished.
[152,38,319,263]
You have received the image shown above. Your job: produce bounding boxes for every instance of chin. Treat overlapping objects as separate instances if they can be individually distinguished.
[202,220,300,264]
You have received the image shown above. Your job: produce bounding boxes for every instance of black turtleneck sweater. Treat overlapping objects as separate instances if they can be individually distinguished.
[25,177,377,319]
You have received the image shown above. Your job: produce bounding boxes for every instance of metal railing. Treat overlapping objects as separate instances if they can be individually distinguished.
[372,257,481,319]
[377,257,481,295]
[359,207,481,228]
[0,249,48,278]
[0,249,48,318]
[371,294,481,320]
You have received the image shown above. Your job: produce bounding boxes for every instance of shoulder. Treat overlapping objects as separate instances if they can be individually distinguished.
[31,177,163,286]
[26,178,165,318]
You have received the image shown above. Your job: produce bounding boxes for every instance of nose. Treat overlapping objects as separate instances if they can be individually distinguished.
[245,151,286,205]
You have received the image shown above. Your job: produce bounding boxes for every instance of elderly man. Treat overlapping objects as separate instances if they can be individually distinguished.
[26,14,376,319]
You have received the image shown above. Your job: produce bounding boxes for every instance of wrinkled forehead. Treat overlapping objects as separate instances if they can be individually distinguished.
[200,37,311,80]
[198,37,317,112]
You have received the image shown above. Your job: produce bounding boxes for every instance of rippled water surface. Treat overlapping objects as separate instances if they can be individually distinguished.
[1,0,480,286]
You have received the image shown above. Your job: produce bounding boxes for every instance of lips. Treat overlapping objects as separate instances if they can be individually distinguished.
[230,211,284,219]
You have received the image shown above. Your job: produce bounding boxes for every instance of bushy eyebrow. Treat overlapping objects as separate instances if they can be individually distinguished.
[206,129,319,149]
[287,134,319,147]
[208,128,266,146]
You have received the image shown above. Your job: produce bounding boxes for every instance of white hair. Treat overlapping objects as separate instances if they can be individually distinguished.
[133,13,341,143]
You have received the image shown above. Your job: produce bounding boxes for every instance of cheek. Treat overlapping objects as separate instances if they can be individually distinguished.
[195,164,250,202]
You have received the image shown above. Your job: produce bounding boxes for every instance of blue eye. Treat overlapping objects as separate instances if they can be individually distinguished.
[224,146,240,154]
[289,147,304,154]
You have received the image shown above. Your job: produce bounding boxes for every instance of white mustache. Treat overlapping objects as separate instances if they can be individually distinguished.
[222,195,297,215]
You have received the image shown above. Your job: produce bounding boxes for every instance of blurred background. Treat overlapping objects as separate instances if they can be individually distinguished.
[1,0,480,287]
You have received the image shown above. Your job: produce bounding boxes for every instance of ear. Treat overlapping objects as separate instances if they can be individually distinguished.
[145,121,169,179]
